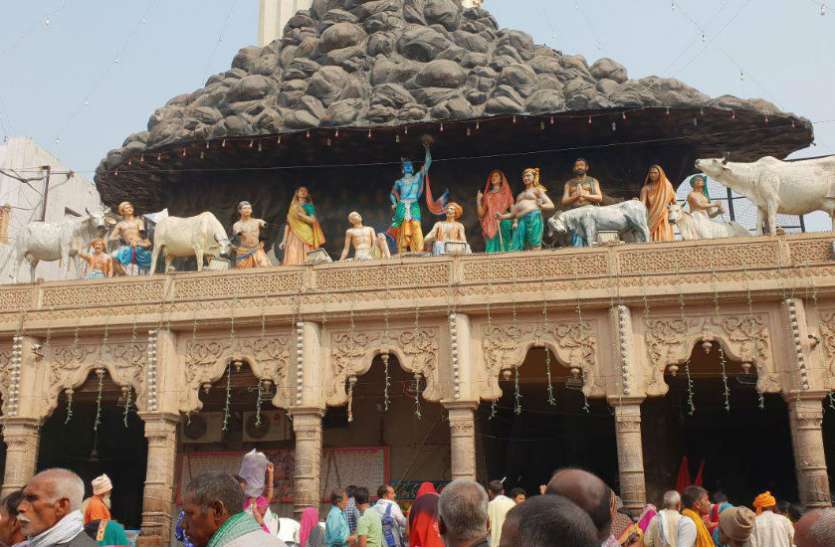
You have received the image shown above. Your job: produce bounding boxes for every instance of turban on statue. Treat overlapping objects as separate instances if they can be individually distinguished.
[753,491,777,514]
[688,174,711,199]
[447,202,463,220]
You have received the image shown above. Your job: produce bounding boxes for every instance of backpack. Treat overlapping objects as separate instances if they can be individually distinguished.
[380,502,402,547]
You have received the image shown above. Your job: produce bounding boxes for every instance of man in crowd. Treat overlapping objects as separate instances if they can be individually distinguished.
[680,485,713,547]
[499,495,598,547]
[0,491,25,547]
[545,468,614,544]
[16,468,97,546]
[180,472,284,547]
[486,480,514,546]
[355,487,383,547]
[325,491,353,547]
[643,490,686,547]
[795,508,835,547]
[82,474,112,525]
[373,484,405,547]
[438,480,489,547]
[344,485,361,535]
[717,506,756,547]
[751,491,794,547]
[509,488,526,505]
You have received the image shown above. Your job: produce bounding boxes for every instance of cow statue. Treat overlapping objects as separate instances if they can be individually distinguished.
[149,212,232,273]
[547,200,650,246]
[668,203,750,240]
[695,156,835,235]
[11,207,108,283]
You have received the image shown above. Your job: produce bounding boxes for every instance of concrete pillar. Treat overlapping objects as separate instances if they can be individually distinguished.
[290,408,324,513]
[137,412,179,546]
[786,393,831,510]
[0,417,41,497]
[445,401,478,481]
[610,398,647,517]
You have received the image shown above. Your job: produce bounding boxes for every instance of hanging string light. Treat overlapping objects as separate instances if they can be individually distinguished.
[254,380,265,427]
[222,364,232,432]
[122,386,132,428]
[684,360,696,415]
[381,265,391,412]
[413,372,423,420]
[93,369,105,432]
[513,366,523,415]
[541,296,556,406]
[712,266,731,412]
[64,388,74,424]
[347,376,357,422]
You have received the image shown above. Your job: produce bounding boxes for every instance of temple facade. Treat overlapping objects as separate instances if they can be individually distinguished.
[1,232,834,544]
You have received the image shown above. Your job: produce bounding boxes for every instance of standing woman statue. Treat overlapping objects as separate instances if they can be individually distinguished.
[108,201,152,275]
[500,168,555,251]
[639,164,677,242]
[279,186,326,266]
[476,170,514,253]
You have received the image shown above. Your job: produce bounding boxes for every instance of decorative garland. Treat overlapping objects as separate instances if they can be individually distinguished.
[93,369,105,432]
[122,386,132,428]
[254,380,265,427]
[347,376,357,422]
[745,279,766,410]
[545,348,557,406]
[64,388,74,424]
[222,364,232,432]
[684,360,696,416]
[712,270,731,412]
[513,365,523,415]
[413,372,422,420]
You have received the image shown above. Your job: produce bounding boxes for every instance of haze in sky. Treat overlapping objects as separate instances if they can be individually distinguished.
[0,0,832,177]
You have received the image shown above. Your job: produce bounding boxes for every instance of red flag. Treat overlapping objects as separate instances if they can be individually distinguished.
[694,460,705,486]
[676,456,692,493]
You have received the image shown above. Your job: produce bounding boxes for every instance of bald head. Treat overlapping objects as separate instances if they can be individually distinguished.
[796,509,835,547]
[545,469,612,540]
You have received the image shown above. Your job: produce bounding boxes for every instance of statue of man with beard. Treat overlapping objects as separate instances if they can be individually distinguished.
[560,158,603,246]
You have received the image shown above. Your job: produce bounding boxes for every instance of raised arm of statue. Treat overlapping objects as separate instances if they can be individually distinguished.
[390,180,400,207]
[420,146,432,176]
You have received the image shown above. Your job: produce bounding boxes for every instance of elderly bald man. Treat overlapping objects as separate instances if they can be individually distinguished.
[545,469,614,543]
[17,468,97,546]
[795,508,835,547]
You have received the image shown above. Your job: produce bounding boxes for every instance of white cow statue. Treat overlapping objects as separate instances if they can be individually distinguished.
[149,212,232,273]
[12,208,108,283]
[695,156,835,235]
[668,203,750,240]
[548,200,650,246]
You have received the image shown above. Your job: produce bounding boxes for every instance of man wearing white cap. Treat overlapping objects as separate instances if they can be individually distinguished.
[82,475,112,525]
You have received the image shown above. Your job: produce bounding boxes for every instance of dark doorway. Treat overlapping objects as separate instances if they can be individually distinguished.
[478,348,618,497]
[823,398,835,498]
[38,374,146,530]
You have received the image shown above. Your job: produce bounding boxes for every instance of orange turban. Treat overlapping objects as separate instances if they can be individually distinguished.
[753,491,776,514]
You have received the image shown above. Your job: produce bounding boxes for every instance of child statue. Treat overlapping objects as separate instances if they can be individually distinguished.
[500,168,555,251]
[80,238,114,279]
[425,202,470,256]
[108,201,152,275]
[232,201,271,268]
[476,170,514,253]
[279,186,326,266]
[339,212,391,261]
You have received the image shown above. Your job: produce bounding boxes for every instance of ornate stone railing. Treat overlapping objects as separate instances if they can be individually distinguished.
[1,233,833,333]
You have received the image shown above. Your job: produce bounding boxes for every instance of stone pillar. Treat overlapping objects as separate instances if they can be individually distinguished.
[0,417,41,497]
[290,408,324,514]
[786,393,831,510]
[610,398,647,517]
[137,412,179,546]
[445,401,478,481]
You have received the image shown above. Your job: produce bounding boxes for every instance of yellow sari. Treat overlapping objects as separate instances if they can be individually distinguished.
[681,508,714,547]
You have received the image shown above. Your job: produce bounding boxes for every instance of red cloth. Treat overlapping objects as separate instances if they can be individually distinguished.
[409,483,442,547]
[694,460,705,486]
[676,456,692,493]
[479,170,514,241]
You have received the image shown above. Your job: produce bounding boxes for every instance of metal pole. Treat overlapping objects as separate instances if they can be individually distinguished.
[725,186,736,223]
[40,165,51,221]
[799,215,806,233]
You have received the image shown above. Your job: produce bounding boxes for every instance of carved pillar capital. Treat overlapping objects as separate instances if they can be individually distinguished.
[444,401,478,481]
[0,416,42,498]
[785,393,831,510]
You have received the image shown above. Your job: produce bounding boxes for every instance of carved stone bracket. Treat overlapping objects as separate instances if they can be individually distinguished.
[816,310,835,389]
[43,338,147,420]
[327,327,441,406]
[480,320,600,400]
[643,314,778,396]
[179,332,291,413]
[0,342,11,414]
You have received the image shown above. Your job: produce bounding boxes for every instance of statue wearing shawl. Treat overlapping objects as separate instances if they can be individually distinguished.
[477,170,514,253]
[639,164,677,242]
[279,186,326,266]
[389,139,446,254]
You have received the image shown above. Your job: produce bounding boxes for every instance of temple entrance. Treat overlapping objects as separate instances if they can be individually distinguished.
[323,354,450,501]
[823,399,835,493]
[478,347,618,496]
[38,372,146,529]
[643,342,796,506]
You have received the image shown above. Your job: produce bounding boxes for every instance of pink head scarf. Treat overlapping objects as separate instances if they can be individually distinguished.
[299,506,319,547]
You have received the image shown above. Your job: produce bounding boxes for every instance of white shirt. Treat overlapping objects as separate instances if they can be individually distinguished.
[488,495,516,547]
[677,516,697,547]
[644,510,688,547]
[374,498,407,530]
[750,511,794,547]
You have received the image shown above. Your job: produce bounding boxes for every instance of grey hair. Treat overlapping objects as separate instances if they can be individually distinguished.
[35,469,85,511]
[662,490,681,510]
[185,473,244,516]
[237,201,252,211]
[438,480,488,541]
[810,508,835,545]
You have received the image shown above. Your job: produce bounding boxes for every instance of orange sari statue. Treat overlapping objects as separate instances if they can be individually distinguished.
[279,186,326,265]
[639,164,677,242]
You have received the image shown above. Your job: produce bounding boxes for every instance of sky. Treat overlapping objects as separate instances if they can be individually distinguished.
[0,0,832,178]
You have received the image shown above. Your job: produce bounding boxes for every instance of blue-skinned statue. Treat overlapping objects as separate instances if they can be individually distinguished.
[389,137,446,254]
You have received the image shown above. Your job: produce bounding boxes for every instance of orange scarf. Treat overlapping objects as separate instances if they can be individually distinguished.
[682,508,713,547]
[641,165,677,241]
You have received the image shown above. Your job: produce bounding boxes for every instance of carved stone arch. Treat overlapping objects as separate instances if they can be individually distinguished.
[180,331,291,413]
[42,337,147,420]
[326,326,441,407]
[480,320,600,401]
[643,314,779,397]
